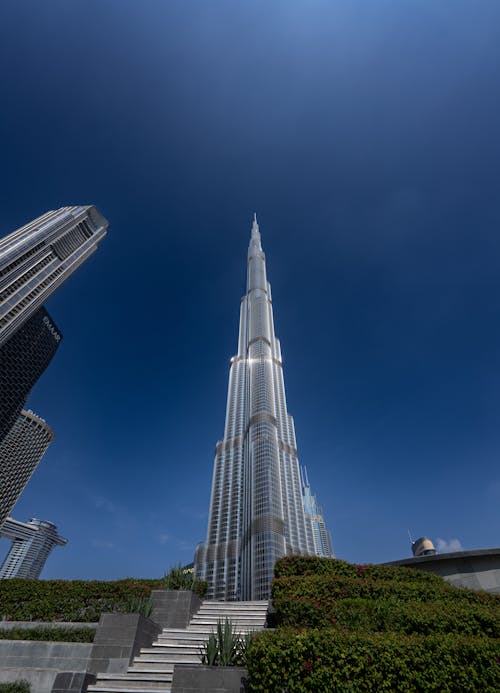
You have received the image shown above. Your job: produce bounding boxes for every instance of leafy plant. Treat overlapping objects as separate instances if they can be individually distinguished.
[199,618,252,666]
[162,564,208,597]
[0,683,30,693]
[120,596,153,618]
[0,577,164,622]
[244,556,500,691]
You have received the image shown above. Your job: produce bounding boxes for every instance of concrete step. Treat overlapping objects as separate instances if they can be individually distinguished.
[90,674,172,690]
[129,662,178,673]
[134,653,200,663]
[99,673,172,682]
[126,668,173,676]
[157,635,207,645]
[88,688,170,693]
[186,623,264,637]
[140,647,200,656]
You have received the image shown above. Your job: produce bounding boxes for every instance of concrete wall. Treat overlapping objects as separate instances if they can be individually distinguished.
[151,590,202,629]
[172,665,248,693]
[386,548,500,593]
[88,613,161,675]
[0,641,92,693]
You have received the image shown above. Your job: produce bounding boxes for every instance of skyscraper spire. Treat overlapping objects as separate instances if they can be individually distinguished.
[195,217,333,600]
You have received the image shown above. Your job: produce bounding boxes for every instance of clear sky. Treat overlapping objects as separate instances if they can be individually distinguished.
[0,1,499,578]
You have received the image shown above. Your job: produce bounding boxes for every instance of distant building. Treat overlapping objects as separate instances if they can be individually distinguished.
[0,410,54,529]
[0,517,67,579]
[0,205,108,444]
[411,537,437,557]
[0,306,61,444]
[301,467,334,558]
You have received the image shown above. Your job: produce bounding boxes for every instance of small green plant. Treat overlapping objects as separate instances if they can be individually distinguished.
[0,682,30,693]
[200,618,253,666]
[120,596,153,618]
[162,564,208,597]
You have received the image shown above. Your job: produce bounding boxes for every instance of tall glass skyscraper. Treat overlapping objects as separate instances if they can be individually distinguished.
[196,217,333,600]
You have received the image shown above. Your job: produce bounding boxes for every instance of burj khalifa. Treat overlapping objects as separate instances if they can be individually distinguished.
[195,216,333,600]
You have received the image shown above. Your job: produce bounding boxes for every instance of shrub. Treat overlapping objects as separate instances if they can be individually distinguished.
[271,573,500,628]
[162,564,208,598]
[0,626,95,642]
[0,578,163,622]
[0,683,30,693]
[246,629,500,692]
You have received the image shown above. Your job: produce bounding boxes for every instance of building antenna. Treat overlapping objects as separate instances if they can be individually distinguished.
[408,529,414,546]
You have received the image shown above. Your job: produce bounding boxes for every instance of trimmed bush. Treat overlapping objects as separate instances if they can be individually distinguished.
[0,683,30,693]
[0,578,163,622]
[272,573,500,628]
[0,626,96,642]
[249,556,500,690]
[246,628,500,692]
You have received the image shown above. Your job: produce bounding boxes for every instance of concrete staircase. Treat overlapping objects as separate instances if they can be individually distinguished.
[87,600,268,693]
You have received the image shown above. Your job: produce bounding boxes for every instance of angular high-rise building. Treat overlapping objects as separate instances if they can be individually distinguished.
[0,517,67,579]
[0,205,107,348]
[0,410,54,529]
[0,205,107,443]
[301,467,334,558]
[196,216,333,600]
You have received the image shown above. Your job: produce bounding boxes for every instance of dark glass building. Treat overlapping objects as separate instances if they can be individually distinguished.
[0,306,61,444]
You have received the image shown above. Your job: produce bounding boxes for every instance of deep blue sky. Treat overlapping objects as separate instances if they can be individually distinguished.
[1,1,499,578]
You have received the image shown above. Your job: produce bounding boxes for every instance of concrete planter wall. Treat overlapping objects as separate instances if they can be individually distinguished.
[0,641,93,693]
[151,590,202,629]
[172,665,248,693]
[88,612,161,675]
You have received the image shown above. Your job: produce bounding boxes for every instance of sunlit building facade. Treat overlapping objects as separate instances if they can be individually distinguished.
[0,206,107,444]
[196,217,333,600]
[0,205,108,348]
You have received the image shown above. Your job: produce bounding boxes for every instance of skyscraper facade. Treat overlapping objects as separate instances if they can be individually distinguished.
[0,205,108,348]
[0,410,54,529]
[196,217,332,600]
[0,306,61,444]
[0,517,67,579]
[301,467,334,558]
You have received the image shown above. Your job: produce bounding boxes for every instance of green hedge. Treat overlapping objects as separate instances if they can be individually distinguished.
[272,571,500,630]
[250,556,500,690]
[0,683,30,693]
[0,578,163,622]
[246,628,500,692]
[0,626,96,642]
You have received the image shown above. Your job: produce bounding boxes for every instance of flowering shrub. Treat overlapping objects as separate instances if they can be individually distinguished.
[245,557,500,691]
[246,628,500,692]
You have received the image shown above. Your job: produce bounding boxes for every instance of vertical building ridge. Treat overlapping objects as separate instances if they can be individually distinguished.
[196,217,333,600]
